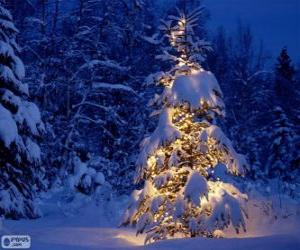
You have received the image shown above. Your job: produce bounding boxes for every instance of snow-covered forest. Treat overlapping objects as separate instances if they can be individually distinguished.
[0,0,299,249]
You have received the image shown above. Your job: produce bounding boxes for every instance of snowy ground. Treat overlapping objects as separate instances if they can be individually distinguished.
[1,194,300,250]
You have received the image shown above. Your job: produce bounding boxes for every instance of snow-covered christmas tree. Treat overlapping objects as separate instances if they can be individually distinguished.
[0,3,45,219]
[122,9,248,243]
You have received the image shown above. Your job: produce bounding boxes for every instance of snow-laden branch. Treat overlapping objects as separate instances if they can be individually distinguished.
[72,101,109,111]
[235,70,272,85]
[92,82,137,95]
[247,70,272,82]
[140,34,162,45]
[76,115,105,125]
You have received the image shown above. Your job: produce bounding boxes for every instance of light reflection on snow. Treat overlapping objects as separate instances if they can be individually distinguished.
[114,231,145,246]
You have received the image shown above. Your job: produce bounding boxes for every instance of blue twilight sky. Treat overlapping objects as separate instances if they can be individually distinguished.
[205,0,300,63]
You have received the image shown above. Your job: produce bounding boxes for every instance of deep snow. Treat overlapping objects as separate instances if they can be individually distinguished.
[1,193,300,250]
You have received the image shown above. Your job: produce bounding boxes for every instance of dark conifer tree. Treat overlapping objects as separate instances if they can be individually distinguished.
[274,47,296,115]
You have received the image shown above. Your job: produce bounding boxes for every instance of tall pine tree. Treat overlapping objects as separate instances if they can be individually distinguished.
[274,47,296,116]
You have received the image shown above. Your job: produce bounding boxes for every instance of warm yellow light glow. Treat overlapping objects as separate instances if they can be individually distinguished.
[122,8,247,244]
[114,232,145,246]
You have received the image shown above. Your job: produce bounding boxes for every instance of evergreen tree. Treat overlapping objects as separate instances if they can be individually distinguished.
[275,47,295,83]
[274,47,296,115]
[122,9,248,243]
[0,3,44,218]
[265,107,296,181]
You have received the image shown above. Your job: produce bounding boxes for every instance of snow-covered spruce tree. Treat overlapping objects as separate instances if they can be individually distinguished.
[122,9,248,243]
[265,107,296,181]
[0,3,44,218]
